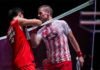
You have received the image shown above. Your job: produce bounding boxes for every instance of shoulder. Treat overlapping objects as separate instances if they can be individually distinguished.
[14,17,25,25]
[53,20,67,24]
[10,19,19,25]
[53,20,68,26]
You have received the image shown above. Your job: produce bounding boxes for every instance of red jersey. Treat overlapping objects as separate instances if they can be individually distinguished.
[7,19,35,68]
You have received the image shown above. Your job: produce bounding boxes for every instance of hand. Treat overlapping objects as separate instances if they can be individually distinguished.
[78,56,84,67]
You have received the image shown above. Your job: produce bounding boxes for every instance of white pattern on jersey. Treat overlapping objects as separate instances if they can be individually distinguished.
[37,20,71,64]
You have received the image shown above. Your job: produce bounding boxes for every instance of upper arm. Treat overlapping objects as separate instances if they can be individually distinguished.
[67,31,74,40]
[62,20,71,35]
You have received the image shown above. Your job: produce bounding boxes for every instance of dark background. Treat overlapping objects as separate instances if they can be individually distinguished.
[0,0,100,70]
[0,0,95,37]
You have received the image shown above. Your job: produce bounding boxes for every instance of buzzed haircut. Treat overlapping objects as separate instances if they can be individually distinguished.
[38,5,53,16]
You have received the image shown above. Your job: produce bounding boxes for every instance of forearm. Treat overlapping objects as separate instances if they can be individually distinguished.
[69,35,83,57]
[18,18,42,26]
[68,31,81,52]
[68,31,84,66]
[23,19,42,26]
[30,31,39,48]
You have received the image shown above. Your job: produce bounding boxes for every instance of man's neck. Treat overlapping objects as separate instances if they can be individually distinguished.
[46,16,53,26]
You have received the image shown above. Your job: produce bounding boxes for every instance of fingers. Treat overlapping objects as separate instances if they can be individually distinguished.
[79,56,84,67]
[80,61,84,67]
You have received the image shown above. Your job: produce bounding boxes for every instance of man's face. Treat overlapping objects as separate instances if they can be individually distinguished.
[18,12,24,18]
[38,8,49,22]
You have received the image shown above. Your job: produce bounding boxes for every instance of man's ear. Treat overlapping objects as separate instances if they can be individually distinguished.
[46,11,50,16]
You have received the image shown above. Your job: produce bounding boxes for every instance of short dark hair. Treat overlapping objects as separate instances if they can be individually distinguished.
[8,7,24,21]
[38,5,53,16]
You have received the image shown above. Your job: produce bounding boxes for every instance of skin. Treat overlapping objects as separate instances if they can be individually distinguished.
[13,12,42,29]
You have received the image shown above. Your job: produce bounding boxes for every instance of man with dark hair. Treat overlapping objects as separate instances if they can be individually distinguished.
[8,8,24,21]
[7,7,42,70]
[32,5,84,70]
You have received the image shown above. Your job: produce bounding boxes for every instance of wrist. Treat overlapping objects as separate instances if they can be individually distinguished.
[77,51,83,57]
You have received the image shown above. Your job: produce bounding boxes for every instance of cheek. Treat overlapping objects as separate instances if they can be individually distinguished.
[40,15,46,18]
[40,13,48,19]
[44,14,48,18]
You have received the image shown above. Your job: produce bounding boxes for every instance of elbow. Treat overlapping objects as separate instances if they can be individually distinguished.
[32,45,38,48]
[31,42,38,48]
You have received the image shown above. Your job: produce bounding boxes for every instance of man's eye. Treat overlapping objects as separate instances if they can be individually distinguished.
[39,12,42,15]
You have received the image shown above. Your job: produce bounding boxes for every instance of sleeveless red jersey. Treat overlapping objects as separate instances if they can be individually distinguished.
[7,19,35,68]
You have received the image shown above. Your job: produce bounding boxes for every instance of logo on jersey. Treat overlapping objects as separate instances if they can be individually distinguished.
[46,32,58,40]
[8,27,15,43]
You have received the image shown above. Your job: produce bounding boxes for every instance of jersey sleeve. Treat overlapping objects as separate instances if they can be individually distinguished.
[62,20,71,35]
